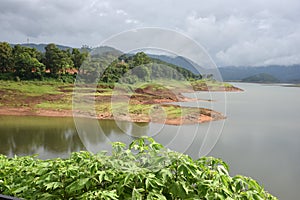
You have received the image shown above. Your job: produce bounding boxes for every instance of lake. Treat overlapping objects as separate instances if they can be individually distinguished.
[0,82,299,199]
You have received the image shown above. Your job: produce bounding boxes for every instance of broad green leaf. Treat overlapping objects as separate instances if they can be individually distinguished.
[44,182,63,190]
[0,137,278,200]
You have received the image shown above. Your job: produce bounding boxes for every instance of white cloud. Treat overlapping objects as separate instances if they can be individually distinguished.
[125,19,139,24]
[116,9,128,16]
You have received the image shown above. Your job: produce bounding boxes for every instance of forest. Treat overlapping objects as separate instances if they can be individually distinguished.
[0,42,202,84]
[0,42,87,82]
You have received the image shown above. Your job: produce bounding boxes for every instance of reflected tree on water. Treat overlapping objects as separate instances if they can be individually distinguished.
[0,117,84,158]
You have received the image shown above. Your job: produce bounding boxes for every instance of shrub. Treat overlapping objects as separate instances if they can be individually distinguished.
[0,137,277,199]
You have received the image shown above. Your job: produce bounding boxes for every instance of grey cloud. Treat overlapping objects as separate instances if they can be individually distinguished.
[0,0,299,66]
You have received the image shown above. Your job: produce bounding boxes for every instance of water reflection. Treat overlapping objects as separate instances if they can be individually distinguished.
[0,115,211,158]
[0,116,85,159]
[74,118,151,153]
[0,116,153,158]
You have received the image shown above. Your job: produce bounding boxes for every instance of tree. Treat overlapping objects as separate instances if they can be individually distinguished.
[133,52,151,66]
[133,65,151,81]
[13,45,45,79]
[72,48,88,69]
[0,42,14,72]
[44,43,59,74]
[44,44,73,75]
[58,49,74,74]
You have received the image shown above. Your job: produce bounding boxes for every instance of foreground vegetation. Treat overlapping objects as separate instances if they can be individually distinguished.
[0,137,276,199]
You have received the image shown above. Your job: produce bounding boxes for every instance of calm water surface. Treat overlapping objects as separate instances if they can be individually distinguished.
[0,83,299,199]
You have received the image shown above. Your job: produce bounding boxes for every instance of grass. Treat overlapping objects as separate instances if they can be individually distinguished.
[0,80,63,96]
[0,79,233,124]
[0,80,192,112]
[97,102,153,116]
[0,80,72,109]
[162,106,183,118]
[115,79,192,91]
[128,104,152,115]
[95,102,113,114]
[193,79,232,86]
[190,79,236,91]
[36,100,72,110]
[116,79,236,93]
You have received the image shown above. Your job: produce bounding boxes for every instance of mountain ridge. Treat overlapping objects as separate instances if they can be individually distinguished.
[10,43,73,52]
[7,43,300,83]
[219,65,300,83]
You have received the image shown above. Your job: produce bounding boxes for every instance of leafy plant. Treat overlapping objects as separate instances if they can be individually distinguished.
[0,137,277,199]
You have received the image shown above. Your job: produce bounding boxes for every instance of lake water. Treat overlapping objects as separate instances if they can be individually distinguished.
[0,83,299,199]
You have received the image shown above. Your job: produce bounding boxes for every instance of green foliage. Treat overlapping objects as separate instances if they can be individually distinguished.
[72,48,88,69]
[1,41,200,84]
[0,72,14,80]
[0,80,62,95]
[13,45,45,79]
[0,137,277,200]
[97,52,202,84]
[134,65,151,81]
[0,42,14,72]
[0,42,87,82]
[191,79,237,91]
[44,43,74,75]
[133,52,151,66]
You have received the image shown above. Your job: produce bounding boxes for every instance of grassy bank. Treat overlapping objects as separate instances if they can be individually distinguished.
[0,137,277,200]
[0,80,240,124]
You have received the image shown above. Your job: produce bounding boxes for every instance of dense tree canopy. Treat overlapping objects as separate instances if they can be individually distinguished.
[133,52,151,66]
[97,52,202,84]
[13,45,45,79]
[44,44,74,75]
[0,42,87,81]
[0,42,201,83]
[0,42,14,73]
[72,48,88,69]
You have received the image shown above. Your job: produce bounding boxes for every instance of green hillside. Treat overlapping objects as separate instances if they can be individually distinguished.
[241,73,280,83]
[1,42,201,83]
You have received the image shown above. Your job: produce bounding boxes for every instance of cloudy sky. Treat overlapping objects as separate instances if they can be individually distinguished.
[1,0,300,66]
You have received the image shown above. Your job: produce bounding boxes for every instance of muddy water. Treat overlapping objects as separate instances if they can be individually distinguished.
[0,83,299,199]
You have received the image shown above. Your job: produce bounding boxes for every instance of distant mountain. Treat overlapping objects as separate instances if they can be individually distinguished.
[9,43,203,73]
[219,65,300,83]
[91,46,123,57]
[241,73,280,83]
[10,43,73,52]
[148,54,201,74]
[10,43,124,57]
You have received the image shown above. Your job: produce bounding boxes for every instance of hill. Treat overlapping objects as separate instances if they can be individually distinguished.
[10,43,73,52]
[148,54,200,74]
[241,73,280,83]
[219,65,300,83]
[7,43,209,76]
[91,46,123,56]
[93,52,202,84]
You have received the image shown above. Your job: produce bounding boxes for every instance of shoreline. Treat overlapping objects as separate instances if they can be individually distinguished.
[0,101,225,126]
[0,81,241,125]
